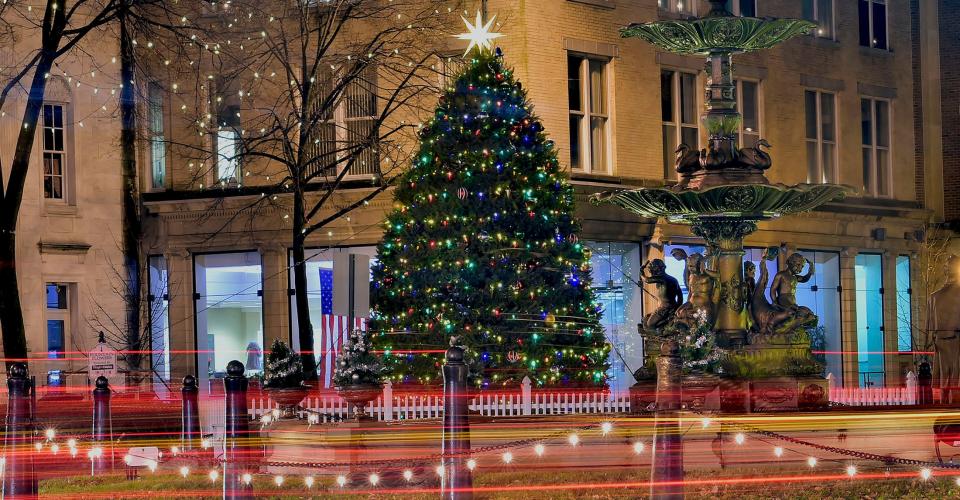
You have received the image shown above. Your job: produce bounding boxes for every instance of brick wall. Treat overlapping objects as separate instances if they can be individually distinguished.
[940,0,960,221]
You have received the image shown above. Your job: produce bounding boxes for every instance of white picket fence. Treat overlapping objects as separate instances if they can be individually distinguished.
[827,372,918,406]
[247,377,631,422]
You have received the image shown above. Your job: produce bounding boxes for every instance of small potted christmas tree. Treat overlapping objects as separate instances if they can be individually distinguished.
[334,330,383,420]
[263,339,309,417]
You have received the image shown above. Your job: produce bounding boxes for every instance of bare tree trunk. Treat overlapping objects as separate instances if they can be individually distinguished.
[119,9,143,381]
[0,230,26,366]
[292,188,318,383]
[0,51,56,367]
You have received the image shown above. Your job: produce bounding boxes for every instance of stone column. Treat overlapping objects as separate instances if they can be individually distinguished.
[165,249,196,381]
[692,219,755,348]
[260,245,289,348]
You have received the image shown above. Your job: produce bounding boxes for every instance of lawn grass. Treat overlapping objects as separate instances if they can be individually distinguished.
[39,465,960,499]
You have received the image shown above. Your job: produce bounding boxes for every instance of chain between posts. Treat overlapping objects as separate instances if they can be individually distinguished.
[258,421,603,470]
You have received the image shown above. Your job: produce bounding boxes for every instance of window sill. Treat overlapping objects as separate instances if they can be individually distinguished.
[570,171,622,185]
[568,0,615,9]
[44,203,78,217]
[859,45,893,57]
[657,9,695,20]
[802,35,840,48]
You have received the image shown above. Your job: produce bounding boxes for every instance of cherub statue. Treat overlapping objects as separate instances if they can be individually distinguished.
[745,259,798,337]
[768,252,818,330]
[640,258,683,331]
[672,252,720,330]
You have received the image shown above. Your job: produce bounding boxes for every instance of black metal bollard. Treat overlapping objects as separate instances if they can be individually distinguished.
[91,376,111,474]
[2,363,37,498]
[918,361,933,406]
[650,340,683,500]
[223,360,253,500]
[181,375,201,451]
[441,346,472,499]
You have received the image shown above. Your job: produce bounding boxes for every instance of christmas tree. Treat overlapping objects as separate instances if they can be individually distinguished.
[370,39,608,387]
[333,330,383,388]
[263,339,306,389]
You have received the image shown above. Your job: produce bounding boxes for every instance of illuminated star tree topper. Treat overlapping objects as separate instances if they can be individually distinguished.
[455,10,504,56]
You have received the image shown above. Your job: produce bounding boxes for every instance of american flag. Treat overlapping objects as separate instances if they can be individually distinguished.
[318,267,366,388]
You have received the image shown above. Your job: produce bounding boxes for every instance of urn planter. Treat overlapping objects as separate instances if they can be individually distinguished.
[338,384,383,421]
[265,386,309,418]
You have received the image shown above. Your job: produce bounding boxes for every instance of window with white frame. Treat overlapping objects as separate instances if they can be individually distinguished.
[735,79,761,148]
[804,90,837,184]
[305,64,379,179]
[567,54,610,173]
[802,0,835,40]
[727,0,757,16]
[659,0,695,15]
[42,103,67,200]
[148,83,166,189]
[661,69,699,178]
[45,283,71,359]
[858,0,888,50]
[861,97,891,197]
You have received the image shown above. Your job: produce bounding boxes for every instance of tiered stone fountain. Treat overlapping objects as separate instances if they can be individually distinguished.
[595,0,850,413]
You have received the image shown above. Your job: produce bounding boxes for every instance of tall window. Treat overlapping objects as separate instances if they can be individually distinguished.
[861,97,891,197]
[289,246,377,389]
[568,54,610,173]
[802,0,835,39]
[148,256,171,383]
[728,0,757,16]
[46,283,70,359]
[895,255,912,353]
[796,250,842,385]
[736,79,761,148]
[587,241,642,394]
[805,90,837,184]
[858,0,888,50]
[306,64,379,178]
[855,254,884,388]
[194,252,264,388]
[659,0,695,15]
[42,103,66,200]
[148,84,166,189]
[661,69,698,178]
[344,64,379,176]
[215,78,241,184]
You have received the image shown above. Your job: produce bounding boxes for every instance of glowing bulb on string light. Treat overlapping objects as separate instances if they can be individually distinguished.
[304,476,314,488]
[701,418,711,429]
[601,422,613,435]
[807,457,817,467]
[179,466,189,478]
[846,465,857,477]
[274,475,284,486]
[502,451,513,463]
[369,473,380,486]
[921,468,933,481]
[435,465,445,477]
[336,475,347,487]
[403,470,413,481]
[240,473,252,485]
[208,469,219,482]
[568,433,580,446]
[534,443,545,456]
[50,444,59,454]
[466,459,477,470]
[773,447,783,458]
[45,428,56,440]
[633,442,645,454]
[734,433,745,445]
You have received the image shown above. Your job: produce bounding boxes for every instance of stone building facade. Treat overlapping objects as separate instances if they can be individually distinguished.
[2,0,949,391]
